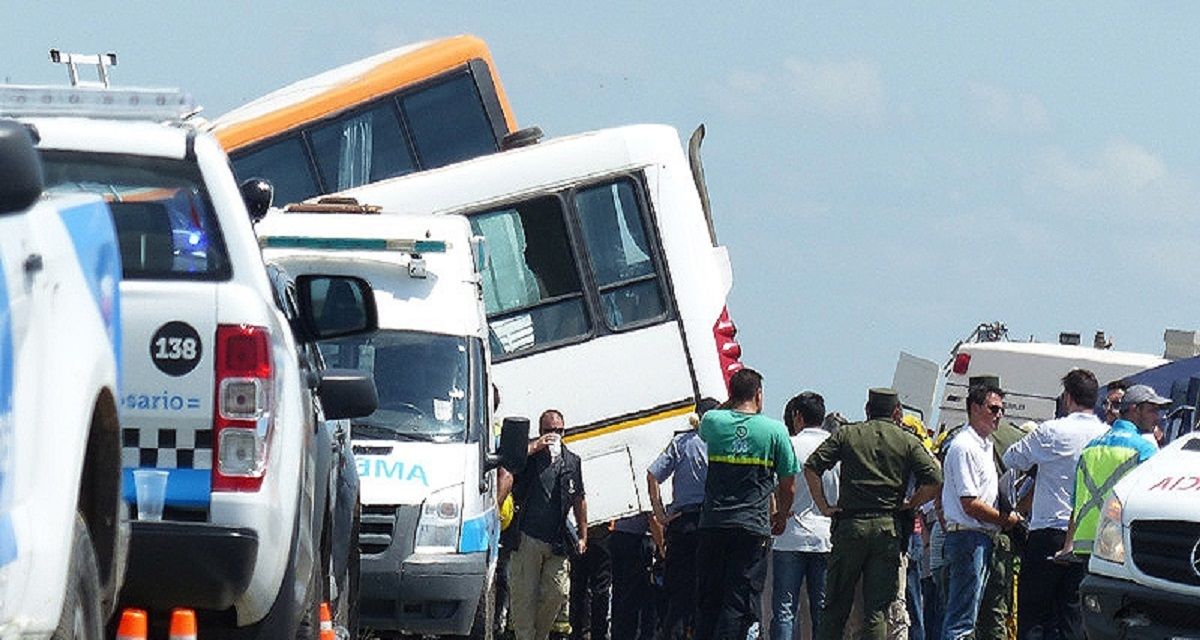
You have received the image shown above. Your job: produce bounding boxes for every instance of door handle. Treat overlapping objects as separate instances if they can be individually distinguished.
[23,254,42,274]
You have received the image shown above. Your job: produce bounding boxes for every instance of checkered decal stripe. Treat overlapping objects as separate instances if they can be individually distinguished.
[121,427,213,470]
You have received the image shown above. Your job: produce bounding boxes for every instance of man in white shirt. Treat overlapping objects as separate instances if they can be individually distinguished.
[940,380,1021,640]
[1002,369,1107,640]
[771,391,838,640]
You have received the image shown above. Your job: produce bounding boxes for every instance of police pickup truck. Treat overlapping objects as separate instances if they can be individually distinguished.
[1,62,378,637]
[0,120,126,638]
[1080,430,1200,638]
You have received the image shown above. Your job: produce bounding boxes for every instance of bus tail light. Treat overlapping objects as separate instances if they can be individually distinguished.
[952,352,971,375]
[212,325,274,492]
[713,307,743,390]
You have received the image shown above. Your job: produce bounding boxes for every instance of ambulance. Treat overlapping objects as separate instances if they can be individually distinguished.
[257,204,526,639]
[0,119,126,637]
[1079,430,1200,638]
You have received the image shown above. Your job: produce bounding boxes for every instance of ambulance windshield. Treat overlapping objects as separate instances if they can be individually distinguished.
[319,330,469,442]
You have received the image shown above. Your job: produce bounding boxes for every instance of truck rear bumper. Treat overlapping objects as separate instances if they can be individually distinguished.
[1080,572,1200,639]
[118,521,258,611]
[360,551,487,635]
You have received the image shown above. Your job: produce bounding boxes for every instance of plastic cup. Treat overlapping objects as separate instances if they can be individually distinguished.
[132,469,169,522]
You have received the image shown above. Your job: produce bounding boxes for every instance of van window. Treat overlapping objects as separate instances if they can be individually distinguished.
[574,180,667,328]
[231,136,320,206]
[40,151,231,281]
[403,72,498,169]
[320,330,469,442]
[469,197,590,356]
[309,101,416,192]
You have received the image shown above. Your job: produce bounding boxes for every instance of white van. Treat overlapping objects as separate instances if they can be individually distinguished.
[1080,431,1200,638]
[258,206,524,639]
[935,336,1166,434]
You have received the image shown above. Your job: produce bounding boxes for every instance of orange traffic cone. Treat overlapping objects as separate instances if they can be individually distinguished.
[318,602,335,640]
[169,608,198,640]
[115,608,148,640]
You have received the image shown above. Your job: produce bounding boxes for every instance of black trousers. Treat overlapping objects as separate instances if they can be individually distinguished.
[610,531,658,640]
[658,512,701,640]
[694,527,770,640]
[1018,528,1085,640]
[571,526,612,640]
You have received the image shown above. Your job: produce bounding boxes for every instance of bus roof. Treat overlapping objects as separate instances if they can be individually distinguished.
[333,124,690,215]
[210,34,516,151]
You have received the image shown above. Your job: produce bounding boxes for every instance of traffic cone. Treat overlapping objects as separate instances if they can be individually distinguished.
[115,608,148,640]
[318,602,335,640]
[169,608,198,640]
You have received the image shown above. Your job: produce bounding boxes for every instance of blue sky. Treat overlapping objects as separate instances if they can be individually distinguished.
[6,3,1199,419]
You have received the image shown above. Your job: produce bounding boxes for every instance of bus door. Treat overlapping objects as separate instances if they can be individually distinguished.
[468,174,696,521]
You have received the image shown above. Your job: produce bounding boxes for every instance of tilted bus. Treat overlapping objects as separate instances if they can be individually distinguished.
[323,124,743,522]
[210,35,517,207]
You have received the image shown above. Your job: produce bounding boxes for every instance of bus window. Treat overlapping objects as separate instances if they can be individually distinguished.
[231,137,320,206]
[469,197,590,357]
[402,72,498,170]
[309,101,416,192]
[574,180,667,329]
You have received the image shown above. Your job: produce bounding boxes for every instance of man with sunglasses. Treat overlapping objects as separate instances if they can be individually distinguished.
[939,379,1022,640]
[509,410,588,640]
[1002,369,1107,640]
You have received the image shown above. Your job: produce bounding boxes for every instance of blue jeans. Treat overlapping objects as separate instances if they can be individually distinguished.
[940,531,993,640]
[770,550,828,640]
[906,532,925,640]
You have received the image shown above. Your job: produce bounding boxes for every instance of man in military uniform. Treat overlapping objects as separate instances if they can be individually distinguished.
[804,388,943,640]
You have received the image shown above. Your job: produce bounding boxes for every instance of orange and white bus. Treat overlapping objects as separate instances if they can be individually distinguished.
[210,35,517,207]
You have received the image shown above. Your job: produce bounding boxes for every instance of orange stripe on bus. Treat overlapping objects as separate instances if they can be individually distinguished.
[215,35,517,151]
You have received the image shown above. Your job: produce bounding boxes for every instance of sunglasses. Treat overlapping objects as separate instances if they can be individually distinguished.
[987,405,1004,415]
[543,427,565,434]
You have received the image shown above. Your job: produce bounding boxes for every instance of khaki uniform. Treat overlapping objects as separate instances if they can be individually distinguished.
[805,418,942,640]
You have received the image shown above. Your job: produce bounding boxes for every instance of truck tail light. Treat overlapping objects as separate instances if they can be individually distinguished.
[212,325,274,492]
[713,306,743,391]
[952,352,971,375]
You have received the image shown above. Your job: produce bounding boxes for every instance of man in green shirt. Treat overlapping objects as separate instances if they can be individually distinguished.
[695,368,799,640]
[805,388,942,640]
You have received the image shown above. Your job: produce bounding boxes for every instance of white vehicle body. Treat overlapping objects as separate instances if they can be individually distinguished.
[322,124,740,522]
[936,341,1165,433]
[8,97,366,634]
[258,211,498,634]
[1080,431,1200,638]
[0,180,124,636]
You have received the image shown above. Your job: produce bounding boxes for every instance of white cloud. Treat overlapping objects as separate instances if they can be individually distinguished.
[783,58,884,123]
[1029,140,1169,199]
[968,82,1050,133]
[709,56,884,125]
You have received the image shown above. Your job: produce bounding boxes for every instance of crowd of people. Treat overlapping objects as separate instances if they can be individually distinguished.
[492,366,1167,640]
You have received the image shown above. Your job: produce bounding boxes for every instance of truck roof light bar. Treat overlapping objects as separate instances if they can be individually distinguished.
[0,85,196,121]
[259,236,448,254]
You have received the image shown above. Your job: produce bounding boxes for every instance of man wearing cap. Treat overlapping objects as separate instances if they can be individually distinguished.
[647,397,717,640]
[939,378,1022,640]
[1002,369,1108,640]
[1062,384,1163,559]
[804,388,942,640]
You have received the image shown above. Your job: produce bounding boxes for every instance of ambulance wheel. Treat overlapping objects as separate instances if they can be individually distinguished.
[53,513,104,640]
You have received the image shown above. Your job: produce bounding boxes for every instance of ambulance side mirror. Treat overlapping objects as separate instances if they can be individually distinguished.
[487,417,529,474]
[0,120,44,215]
[318,368,379,420]
[294,275,379,342]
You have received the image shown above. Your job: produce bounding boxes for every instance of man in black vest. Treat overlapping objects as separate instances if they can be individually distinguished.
[509,409,589,640]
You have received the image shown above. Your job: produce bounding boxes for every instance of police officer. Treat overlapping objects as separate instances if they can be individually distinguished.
[647,398,717,640]
[804,388,942,640]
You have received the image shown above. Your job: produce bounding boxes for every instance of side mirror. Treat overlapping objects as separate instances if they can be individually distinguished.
[294,274,378,341]
[486,417,529,473]
[0,120,44,215]
[240,178,274,224]
[318,368,379,420]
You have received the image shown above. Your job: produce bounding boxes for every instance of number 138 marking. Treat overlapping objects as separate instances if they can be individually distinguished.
[154,336,198,361]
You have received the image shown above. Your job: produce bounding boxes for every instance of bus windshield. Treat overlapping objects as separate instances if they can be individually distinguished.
[319,330,469,442]
[216,36,514,206]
